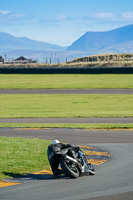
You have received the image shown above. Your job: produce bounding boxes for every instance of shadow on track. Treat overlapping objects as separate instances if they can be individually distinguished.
[3,171,92,183]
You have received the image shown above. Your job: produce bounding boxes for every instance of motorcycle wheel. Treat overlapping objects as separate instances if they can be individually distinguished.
[61,161,80,179]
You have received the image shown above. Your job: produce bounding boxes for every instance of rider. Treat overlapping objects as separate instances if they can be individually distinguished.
[47,140,80,176]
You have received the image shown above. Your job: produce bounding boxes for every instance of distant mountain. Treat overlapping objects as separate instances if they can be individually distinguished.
[1,24,133,62]
[0,32,65,53]
[67,24,133,54]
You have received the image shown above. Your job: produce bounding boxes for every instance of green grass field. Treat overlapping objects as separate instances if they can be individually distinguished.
[0,94,133,118]
[0,74,133,89]
[0,123,133,129]
[0,137,51,180]
[0,74,133,181]
[0,74,133,179]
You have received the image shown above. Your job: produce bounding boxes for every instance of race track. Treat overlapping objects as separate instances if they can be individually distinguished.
[0,88,133,200]
[0,117,133,123]
[0,88,133,94]
[0,127,133,143]
[0,128,133,200]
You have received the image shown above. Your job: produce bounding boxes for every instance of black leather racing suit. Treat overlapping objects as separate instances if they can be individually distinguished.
[47,143,79,175]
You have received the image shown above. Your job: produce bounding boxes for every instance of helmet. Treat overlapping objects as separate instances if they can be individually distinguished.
[52,140,60,145]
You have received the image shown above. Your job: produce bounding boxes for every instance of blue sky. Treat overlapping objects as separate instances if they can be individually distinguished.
[1,0,133,46]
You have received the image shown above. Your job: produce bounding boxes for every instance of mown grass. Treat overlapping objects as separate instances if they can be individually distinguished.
[0,123,133,129]
[0,137,51,180]
[0,94,133,118]
[0,74,132,181]
[0,74,133,89]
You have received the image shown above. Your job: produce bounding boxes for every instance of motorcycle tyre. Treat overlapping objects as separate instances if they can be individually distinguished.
[61,161,80,179]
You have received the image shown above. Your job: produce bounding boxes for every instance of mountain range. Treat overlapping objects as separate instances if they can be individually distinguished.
[67,24,133,54]
[0,32,65,53]
[0,24,133,62]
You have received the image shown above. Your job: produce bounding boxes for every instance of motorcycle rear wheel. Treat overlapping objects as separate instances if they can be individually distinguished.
[61,161,80,178]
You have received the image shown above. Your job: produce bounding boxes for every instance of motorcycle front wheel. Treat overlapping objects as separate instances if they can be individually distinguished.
[61,161,80,179]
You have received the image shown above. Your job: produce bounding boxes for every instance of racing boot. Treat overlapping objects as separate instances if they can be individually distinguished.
[88,163,96,175]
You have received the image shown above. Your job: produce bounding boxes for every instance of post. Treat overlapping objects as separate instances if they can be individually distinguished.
[55,53,56,63]
[4,54,7,62]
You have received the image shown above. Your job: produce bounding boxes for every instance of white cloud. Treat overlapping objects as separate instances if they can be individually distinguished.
[56,14,67,20]
[0,10,11,15]
[122,12,133,19]
[10,13,26,18]
[0,10,26,18]
[0,10,28,26]
[93,12,115,19]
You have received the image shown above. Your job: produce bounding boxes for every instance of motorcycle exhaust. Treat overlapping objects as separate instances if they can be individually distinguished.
[65,155,78,164]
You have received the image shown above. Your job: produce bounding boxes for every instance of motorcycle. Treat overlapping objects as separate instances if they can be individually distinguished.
[58,148,95,178]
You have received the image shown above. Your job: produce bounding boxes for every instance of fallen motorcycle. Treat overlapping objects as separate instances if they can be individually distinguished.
[58,148,95,178]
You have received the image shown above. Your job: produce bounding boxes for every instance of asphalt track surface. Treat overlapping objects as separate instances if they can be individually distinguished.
[0,117,133,123]
[0,88,133,94]
[0,127,133,143]
[0,128,133,200]
[0,88,133,200]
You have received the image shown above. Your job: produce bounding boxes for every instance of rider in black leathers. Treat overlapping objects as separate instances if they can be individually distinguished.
[47,140,80,176]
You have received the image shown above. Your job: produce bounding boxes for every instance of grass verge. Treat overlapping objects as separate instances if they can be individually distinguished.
[0,74,133,89]
[0,94,133,118]
[0,137,51,180]
[0,123,133,129]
